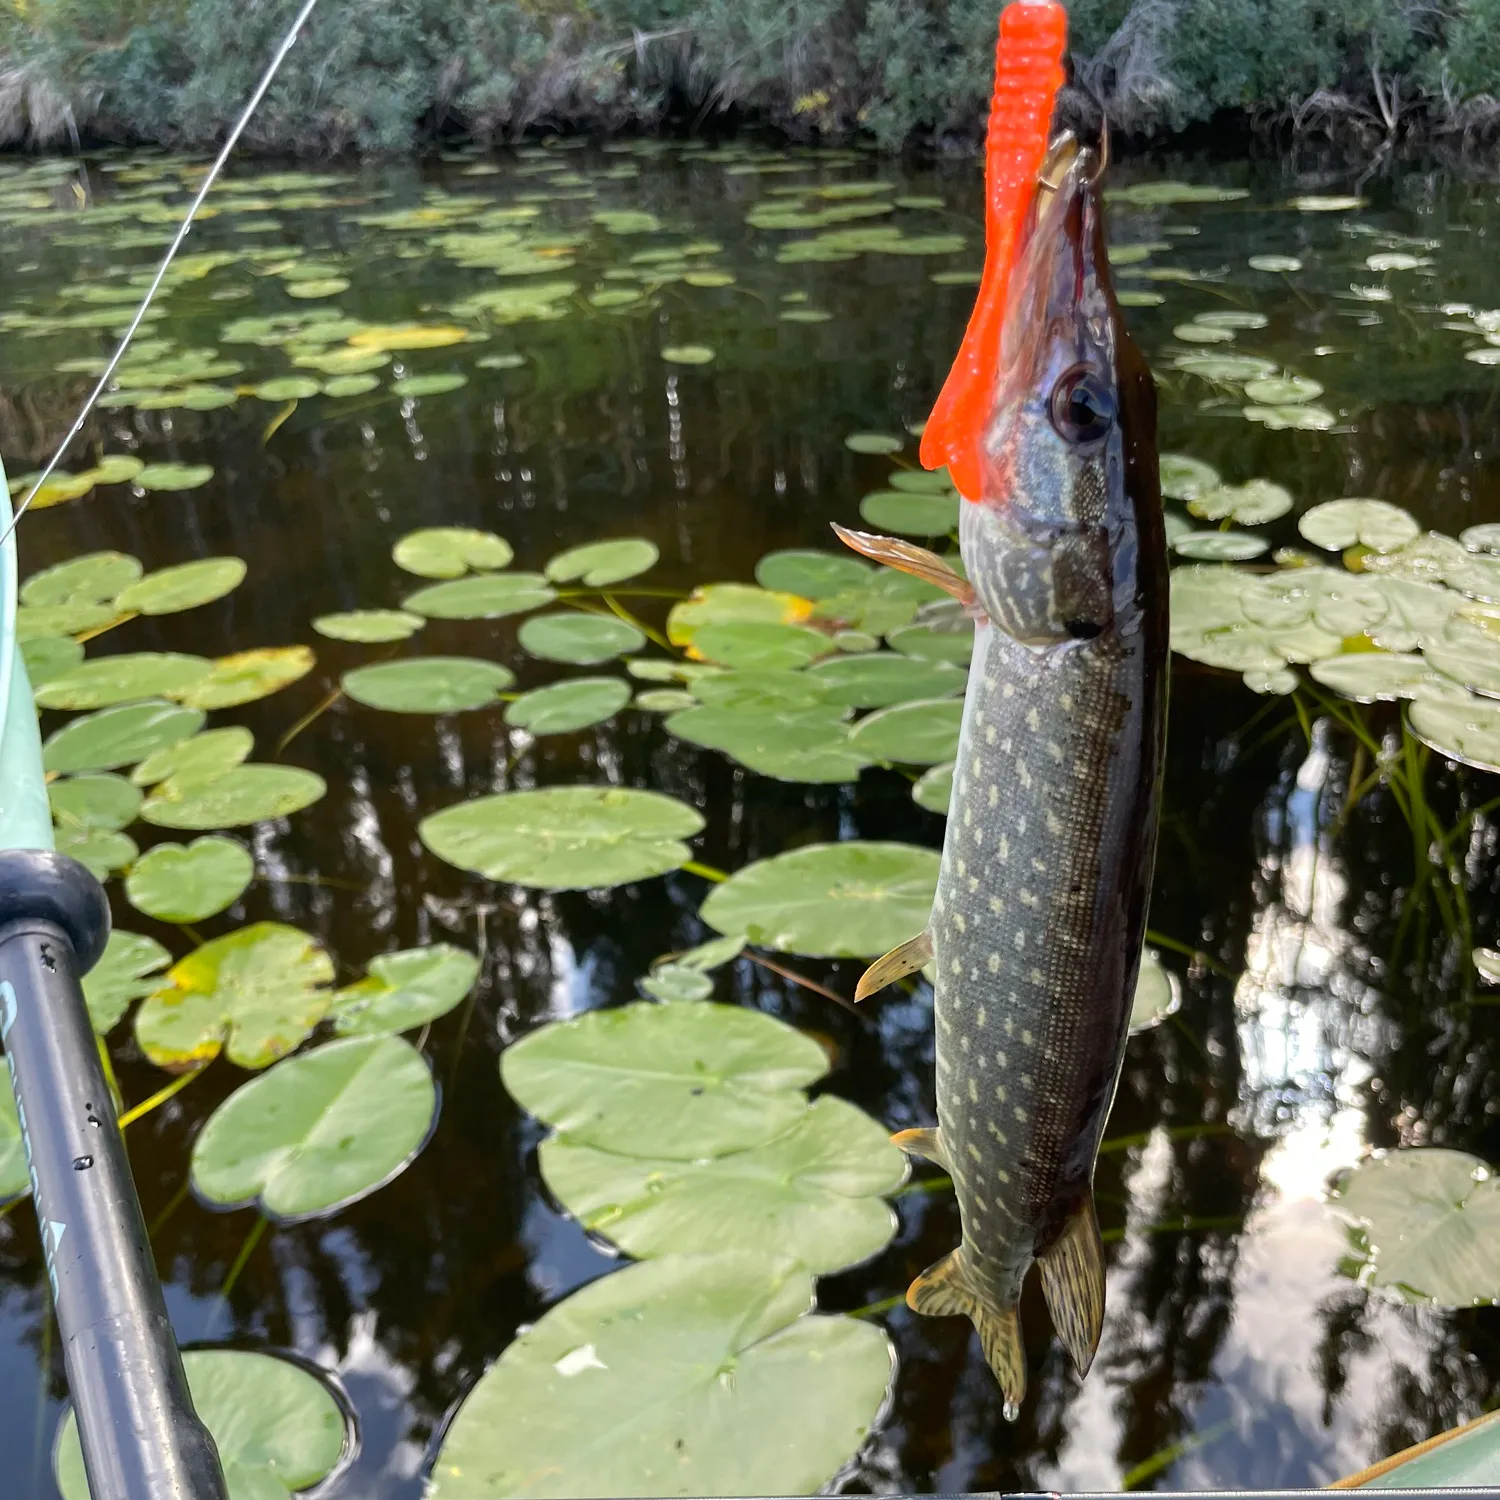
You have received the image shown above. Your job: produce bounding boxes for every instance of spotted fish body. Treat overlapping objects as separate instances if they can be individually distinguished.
[838,144,1167,1413]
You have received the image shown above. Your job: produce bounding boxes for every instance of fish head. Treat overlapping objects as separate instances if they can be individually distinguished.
[962,134,1159,647]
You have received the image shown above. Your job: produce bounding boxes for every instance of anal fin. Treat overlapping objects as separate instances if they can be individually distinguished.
[908,1247,1026,1416]
[830,524,978,611]
[1037,1191,1106,1379]
[855,930,933,1001]
[891,1126,949,1170]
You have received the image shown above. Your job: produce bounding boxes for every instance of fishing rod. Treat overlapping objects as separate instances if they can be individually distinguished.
[0,2,320,1495]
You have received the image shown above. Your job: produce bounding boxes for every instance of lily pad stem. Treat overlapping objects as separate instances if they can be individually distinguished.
[681,859,729,882]
[276,682,347,757]
[602,592,672,650]
[118,1064,208,1130]
[1143,928,1233,980]
[219,1214,269,1302]
[742,950,858,1015]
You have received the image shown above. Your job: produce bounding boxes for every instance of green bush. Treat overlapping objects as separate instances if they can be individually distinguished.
[0,0,1497,154]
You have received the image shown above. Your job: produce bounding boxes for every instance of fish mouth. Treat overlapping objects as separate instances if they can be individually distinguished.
[996,133,1114,395]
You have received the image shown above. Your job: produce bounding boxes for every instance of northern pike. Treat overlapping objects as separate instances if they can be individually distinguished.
[834,37,1168,1417]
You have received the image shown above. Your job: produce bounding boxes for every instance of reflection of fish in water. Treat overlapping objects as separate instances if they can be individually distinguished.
[834,1,1168,1418]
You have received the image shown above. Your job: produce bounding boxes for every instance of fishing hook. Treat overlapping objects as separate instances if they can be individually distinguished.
[0,0,323,549]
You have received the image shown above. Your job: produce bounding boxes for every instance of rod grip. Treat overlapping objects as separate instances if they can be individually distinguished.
[0,850,228,1500]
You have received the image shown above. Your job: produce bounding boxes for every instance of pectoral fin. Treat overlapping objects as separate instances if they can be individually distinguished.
[830,524,978,611]
[908,1247,1026,1416]
[891,1126,949,1170]
[1037,1190,1106,1378]
[854,930,933,1001]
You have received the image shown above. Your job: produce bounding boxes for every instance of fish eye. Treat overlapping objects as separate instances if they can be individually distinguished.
[1049,369,1115,445]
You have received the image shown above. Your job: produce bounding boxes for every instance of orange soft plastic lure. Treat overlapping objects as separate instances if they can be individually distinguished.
[919,0,1067,502]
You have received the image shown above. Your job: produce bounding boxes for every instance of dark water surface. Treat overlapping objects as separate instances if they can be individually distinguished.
[4,138,1500,1496]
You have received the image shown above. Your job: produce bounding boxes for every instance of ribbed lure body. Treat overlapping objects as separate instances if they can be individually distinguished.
[920,0,1067,502]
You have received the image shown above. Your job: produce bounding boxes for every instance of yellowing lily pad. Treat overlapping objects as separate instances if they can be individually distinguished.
[175,647,315,709]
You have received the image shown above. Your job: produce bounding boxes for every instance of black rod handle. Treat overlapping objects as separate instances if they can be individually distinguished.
[0,851,228,1500]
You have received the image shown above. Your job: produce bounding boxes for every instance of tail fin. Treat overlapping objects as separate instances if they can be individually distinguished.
[907,1248,1027,1416]
[1037,1191,1106,1378]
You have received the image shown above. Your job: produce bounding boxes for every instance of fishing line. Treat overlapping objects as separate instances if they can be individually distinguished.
[0,0,323,549]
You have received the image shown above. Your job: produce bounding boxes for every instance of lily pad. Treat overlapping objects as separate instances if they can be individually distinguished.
[426,1253,893,1500]
[342,657,513,713]
[404,573,556,620]
[1410,690,1500,773]
[755,550,871,599]
[393,528,513,578]
[191,1034,436,1220]
[858,489,958,536]
[701,841,940,958]
[504,678,631,735]
[541,1095,903,1271]
[1243,375,1324,405]
[517,613,645,664]
[330,944,480,1037]
[847,698,964,763]
[691,622,830,671]
[1249,254,1303,272]
[115,558,246,615]
[544,538,659,587]
[1330,1148,1500,1306]
[43,700,204,774]
[844,431,904,454]
[125,837,253,923]
[421,786,703,890]
[21,551,141,607]
[251,376,320,401]
[1158,455,1221,503]
[135,922,334,1070]
[1171,531,1269,562]
[21,635,84,688]
[49,772,142,832]
[662,344,715,365]
[1299,499,1420,554]
[134,463,215,492]
[132,727,254,788]
[808,652,965,708]
[501,1000,828,1158]
[393,372,467,397]
[55,828,137,882]
[55,1349,348,1500]
[83,930,171,1033]
[1129,949,1181,1032]
[1188,479,1293,526]
[912,760,953,815]
[1310,652,1428,702]
[313,609,423,642]
[175,646,315,709]
[141,764,326,830]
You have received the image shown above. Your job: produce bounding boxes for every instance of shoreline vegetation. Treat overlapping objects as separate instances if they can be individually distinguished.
[1,0,1500,158]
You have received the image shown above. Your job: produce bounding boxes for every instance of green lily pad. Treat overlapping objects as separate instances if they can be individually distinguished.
[83,930,171,1034]
[34,652,211,711]
[421,786,703,891]
[307,606,419,646]
[1158,455,1221,502]
[1330,1148,1500,1306]
[634,688,698,712]
[322,374,381,397]
[125,837,253,922]
[1129,949,1181,1032]
[115,558,246,615]
[56,827,138,881]
[1249,254,1302,272]
[517,613,645,664]
[1243,374,1324,405]
[1174,321,1235,344]
[858,489,958,536]
[847,698,964,763]
[501,1000,828,1157]
[1475,948,1500,985]
[1416,619,1500,696]
[542,1095,903,1271]
[504,677,631,735]
[404,573,556,620]
[0,1060,23,1204]
[887,622,974,665]
[251,377,321,401]
[21,551,141,606]
[664,704,869,782]
[1188,479,1293,526]
[1172,353,1278,382]
[426,1253,893,1500]
[1411,690,1500,772]
[132,727,254,788]
[393,372,467,397]
[1245,402,1338,431]
[135,921,334,1070]
[330,944,480,1037]
[1171,531,1269,562]
[1309,652,1429,702]
[1108,181,1248,206]
[687,672,830,714]
[808,652,965,708]
[1299,499,1420,553]
[393,527,513,578]
[701,841,940,958]
[133,463,215,492]
[660,344,715,366]
[544,537,659,587]
[1194,310,1269,331]
[844,431,904,454]
[191,1034,436,1219]
[1463,524,1500,556]
[49,772,142,832]
[55,1349,348,1500]
[43,700,204,774]
[20,635,85,686]
[342,657,514,713]
[639,964,714,1002]
[692,622,830,671]
[141,764,326,830]
[912,760,953,814]
[16,602,121,641]
[755,550,871,599]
